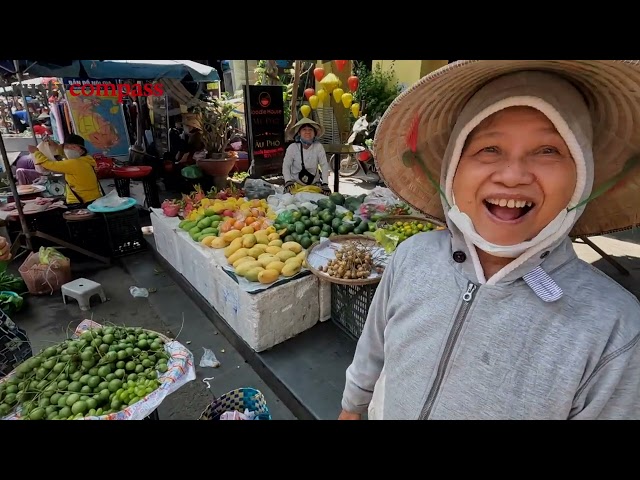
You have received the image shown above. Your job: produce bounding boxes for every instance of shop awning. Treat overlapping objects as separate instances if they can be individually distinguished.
[79,60,220,82]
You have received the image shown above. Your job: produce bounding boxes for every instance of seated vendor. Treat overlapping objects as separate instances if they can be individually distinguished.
[28,134,103,207]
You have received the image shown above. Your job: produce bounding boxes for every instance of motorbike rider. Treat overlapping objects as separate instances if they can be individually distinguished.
[282,118,331,195]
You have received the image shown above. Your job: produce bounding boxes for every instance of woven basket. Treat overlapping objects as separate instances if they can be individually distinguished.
[305,235,384,286]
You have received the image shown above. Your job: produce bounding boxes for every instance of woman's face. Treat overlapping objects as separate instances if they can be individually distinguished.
[299,125,316,142]
[452,106,577,246]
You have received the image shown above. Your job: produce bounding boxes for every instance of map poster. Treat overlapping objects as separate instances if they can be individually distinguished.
[61,78,130,158]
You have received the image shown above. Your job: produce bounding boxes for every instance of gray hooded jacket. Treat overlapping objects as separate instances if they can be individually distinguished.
[341,72,640,420]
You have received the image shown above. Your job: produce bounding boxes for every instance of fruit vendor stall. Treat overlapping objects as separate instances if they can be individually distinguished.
[150,184,441,352]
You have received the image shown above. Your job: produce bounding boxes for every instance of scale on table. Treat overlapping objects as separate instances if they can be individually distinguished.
[35,173,66,197]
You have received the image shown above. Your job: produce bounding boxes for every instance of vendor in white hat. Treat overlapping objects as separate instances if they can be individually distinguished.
[340,61,640,420]
[282,118,331,195]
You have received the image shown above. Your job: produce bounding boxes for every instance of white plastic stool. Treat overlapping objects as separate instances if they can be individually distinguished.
[61,278,107,311]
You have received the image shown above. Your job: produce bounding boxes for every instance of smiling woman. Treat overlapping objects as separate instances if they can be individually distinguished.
[339,61,640,421]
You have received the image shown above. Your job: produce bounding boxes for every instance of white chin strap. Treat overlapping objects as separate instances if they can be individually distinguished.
[445,96,587,269]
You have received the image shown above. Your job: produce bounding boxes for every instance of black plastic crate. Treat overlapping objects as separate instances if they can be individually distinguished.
[331,283,379,340]
[142,176,161,209]
[0,309,32,377]
[114,177,131,198]
[102,207,145,257]
[66,216,111,257]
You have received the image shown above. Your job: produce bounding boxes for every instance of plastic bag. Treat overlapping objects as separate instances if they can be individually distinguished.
[38,247,66,266]
[244,179,276,200]
[199,347,221,368]
[276,210,294,224]
[181,165,203,179]
[92,189,129,209]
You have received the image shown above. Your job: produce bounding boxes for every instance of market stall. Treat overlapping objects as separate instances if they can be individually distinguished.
[150,183,439,351]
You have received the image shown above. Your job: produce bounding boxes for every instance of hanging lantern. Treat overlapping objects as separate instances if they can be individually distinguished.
[335,60,348,71]
[313,67,325,82]
[341,92,353,108]
[304,88,315,100]
[332,88,344,103]
[319,73,340,94]
[351,103,360,118]
[347,75,359,92]
[300,105,311,118]
[316,88,327,103]
[309,95,319,109]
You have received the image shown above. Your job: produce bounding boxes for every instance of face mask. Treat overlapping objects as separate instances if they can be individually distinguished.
[183,126,191,134]
[64,149,82,159]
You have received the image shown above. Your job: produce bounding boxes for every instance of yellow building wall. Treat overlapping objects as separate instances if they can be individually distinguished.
[373,60,448,90]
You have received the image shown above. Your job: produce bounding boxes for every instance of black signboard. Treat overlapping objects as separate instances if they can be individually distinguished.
[244,85,285,177]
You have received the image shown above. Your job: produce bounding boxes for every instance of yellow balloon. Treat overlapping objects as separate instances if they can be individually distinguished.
[351,103,360,118]
[341,93,353,108]
[316,89,327,103]
[309,95,319,109]
[332,88,344,103]
[300,105,311,118]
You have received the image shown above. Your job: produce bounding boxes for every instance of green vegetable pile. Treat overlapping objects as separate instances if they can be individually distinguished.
[0,325,170,420]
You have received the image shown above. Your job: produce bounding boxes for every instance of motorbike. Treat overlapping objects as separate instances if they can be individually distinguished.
[330,115,383,185]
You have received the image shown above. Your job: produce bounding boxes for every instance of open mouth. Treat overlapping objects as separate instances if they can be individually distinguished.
[484,198,535,222]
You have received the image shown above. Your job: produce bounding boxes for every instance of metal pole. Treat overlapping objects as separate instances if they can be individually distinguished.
[244,60,249,87]
[0,132,32,250]
[13,60,38,146]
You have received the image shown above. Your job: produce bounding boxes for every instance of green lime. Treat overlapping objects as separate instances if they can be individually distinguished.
[59,406,71,418]
[71,401,87,415]
[87,376,100,389]
[29,407,46,420]
[108,379,123,393]
[66,393,80,407]
[97,365,111,377]
[114,369,125,379]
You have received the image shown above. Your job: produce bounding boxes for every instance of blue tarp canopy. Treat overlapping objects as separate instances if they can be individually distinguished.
[0,60,219,82]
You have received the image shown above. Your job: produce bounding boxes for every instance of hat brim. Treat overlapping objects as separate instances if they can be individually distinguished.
[288,118,325,139]
[373,60,640,238]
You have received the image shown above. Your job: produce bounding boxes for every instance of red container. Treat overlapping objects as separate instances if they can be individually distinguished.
[112,166,153,179]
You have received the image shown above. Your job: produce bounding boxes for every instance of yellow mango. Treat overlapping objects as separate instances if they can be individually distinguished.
[296,251,306,261]
[266,261,285,274]
[265,246,282,255]
[268,239,283,248]
[222,229,243,243]
[282,261,302,277]
[282,242,303,254]
[252,244,268,253]
[236,261,262,277]
[255,229,268,238]
[245,267,265,283]
[210,237,228,249]
[228,248,250,265]
[255,233,269,245]
[258,255,277,268]
[277,250,298,262]
[247,247,264,259]
[285,257,302,269]
[258,269,280,284]
[201,235,217,247]
[267,232,280,241]
[233,256,255,269]
[224,239,244,258]
[242,234,257,249]
[241,226,255,235]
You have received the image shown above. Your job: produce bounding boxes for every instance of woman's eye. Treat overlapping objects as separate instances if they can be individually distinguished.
[480,146,499,154]
[539,146,559,155]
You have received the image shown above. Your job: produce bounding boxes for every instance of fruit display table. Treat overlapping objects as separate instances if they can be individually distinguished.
[150,209,331,352]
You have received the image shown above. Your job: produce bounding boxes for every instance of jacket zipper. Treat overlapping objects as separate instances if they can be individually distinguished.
[418,281,478,420]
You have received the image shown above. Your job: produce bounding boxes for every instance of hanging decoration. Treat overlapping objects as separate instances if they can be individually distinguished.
[341,92,353,108]
[319,73,341,94]
[304,88,315,100]
[347,75,359,92]
[316,88,328,103]
[313,67,325,82]
[335,60,348,71]
[300,105,311,118]
[309,95,319,110]
[332,87,344,103]
[351,103,360,118]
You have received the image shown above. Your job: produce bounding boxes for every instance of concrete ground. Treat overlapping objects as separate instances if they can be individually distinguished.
[7,250,296,420]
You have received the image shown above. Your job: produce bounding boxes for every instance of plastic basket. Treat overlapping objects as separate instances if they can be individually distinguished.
[199,388,271,420]
[18,252,72,295]
[102,207,145,257]
[331,282,378,340]
[0,308,32,377]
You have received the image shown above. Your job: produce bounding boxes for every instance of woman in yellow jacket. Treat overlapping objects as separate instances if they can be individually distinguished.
[28,134,103,207]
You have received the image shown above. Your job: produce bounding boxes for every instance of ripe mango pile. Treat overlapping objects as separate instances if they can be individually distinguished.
[178,197,277,244]
[215,229,306,284]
